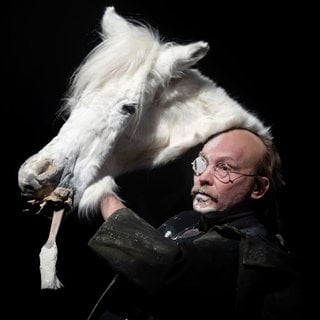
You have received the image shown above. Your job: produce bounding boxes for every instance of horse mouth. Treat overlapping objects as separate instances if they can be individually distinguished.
[23,187,74,215]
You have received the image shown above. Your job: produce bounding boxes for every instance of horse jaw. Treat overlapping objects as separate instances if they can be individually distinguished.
[78,176,120,216]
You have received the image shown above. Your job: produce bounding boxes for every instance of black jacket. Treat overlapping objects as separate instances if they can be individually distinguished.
[88,209,301,320]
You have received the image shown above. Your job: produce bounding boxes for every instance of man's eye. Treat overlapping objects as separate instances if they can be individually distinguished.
[218,163,230,171]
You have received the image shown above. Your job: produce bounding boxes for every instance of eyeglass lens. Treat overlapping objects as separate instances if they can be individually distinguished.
[192,156,207,175]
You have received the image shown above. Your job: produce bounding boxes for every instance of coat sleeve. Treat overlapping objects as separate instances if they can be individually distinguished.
[88,208,182,293]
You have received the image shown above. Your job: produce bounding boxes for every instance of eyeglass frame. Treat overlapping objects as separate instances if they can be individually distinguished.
[191,155,260,183]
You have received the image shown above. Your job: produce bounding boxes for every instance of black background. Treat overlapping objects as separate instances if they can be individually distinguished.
[6,1,306,319]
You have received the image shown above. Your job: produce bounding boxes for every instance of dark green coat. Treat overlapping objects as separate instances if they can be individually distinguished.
[89,209,301,320]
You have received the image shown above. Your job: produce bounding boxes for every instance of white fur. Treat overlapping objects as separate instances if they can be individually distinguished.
[18,6,271,217]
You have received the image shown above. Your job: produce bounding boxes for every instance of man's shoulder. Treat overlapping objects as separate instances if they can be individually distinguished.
[240,228,300,279]
[237,231,302,319]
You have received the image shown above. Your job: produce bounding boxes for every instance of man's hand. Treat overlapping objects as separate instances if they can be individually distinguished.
[100,194,126,220]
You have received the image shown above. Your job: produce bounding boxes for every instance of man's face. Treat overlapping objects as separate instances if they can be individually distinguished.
[191,129,266,214]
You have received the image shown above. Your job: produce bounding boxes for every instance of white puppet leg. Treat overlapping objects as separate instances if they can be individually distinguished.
[39,208,64,289]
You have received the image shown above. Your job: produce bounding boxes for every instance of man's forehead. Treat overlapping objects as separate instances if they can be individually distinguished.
[201,130,260,164]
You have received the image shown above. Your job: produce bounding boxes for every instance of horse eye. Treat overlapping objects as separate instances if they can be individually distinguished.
[121,103,138,115]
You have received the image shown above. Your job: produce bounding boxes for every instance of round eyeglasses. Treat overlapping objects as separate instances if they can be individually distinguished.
[191,155,258,183]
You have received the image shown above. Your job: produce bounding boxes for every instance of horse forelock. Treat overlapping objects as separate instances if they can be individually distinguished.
[61,22,161,116]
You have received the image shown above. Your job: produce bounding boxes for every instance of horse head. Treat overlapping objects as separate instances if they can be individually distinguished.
[18,6,271,217]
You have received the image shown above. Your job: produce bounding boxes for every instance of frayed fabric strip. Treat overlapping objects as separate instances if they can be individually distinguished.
[39,209,64,289]
[39,242,63,289]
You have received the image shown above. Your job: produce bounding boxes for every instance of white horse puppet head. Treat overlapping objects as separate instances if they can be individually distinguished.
[18,6,271,217]
[18,6,272,289]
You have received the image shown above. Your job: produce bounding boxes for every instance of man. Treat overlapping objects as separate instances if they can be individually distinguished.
[88,128,300,320]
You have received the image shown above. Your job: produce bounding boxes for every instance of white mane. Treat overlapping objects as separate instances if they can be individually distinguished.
[64,10,161,114]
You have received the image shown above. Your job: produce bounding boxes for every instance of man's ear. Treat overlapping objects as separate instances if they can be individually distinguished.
[251,177,270,199]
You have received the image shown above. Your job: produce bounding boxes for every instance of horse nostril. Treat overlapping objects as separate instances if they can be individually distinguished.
[36,161,54,176]
[18,157,59,197]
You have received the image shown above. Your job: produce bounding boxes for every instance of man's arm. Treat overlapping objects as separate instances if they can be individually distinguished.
[89,195,181,293]
[100,194,126,220]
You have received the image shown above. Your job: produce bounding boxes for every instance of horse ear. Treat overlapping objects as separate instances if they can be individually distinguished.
[100,6,131,38]
[158,42,210,74]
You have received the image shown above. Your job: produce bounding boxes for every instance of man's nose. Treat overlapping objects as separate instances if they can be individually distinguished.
[197,167,215,185]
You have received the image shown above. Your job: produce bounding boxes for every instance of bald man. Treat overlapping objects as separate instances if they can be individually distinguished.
[88,129,301,320]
